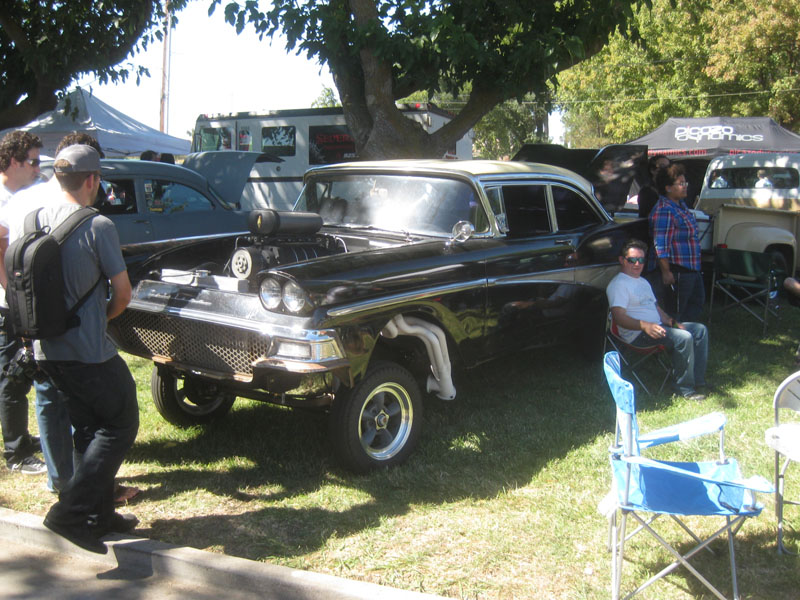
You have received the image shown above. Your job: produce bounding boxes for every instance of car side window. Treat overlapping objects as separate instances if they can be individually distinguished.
[551,185,602,231]
[95,179,137,215]
[145,180,215,215]
[485,187,508,233]
[500,184,551,237]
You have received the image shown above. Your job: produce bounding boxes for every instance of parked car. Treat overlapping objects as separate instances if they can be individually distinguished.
[38,153,282,266]
[108,160,646,473]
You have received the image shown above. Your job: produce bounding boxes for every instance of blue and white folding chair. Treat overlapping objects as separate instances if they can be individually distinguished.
[603,351,773,600]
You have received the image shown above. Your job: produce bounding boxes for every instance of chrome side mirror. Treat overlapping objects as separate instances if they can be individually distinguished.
[449,220,475,244]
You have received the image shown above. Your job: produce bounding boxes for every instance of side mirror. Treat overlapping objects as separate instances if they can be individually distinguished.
[449,220,475,244]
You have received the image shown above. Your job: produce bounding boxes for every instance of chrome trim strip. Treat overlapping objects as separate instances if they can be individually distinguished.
[127,297,337,344]
[575,262,620,288]
[326,278,486,317]
[488,267,574,286]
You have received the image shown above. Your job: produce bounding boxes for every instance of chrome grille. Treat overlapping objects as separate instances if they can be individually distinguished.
[112,310,270,377]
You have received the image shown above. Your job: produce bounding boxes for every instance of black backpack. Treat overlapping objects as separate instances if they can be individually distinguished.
[4,207,101,339]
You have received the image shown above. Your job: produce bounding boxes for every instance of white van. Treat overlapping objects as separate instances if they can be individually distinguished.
[192,104,474,210]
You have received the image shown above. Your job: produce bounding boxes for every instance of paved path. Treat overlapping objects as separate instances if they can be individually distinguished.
[0,507,446,600]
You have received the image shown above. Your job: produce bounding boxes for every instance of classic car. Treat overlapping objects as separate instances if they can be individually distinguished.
[37,152,281,267]
[109,160,646,473]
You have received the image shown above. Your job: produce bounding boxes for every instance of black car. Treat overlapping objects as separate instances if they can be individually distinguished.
[109,159,646,472]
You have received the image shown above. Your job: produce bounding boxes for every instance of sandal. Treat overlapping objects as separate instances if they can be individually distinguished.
[113,484,142,505]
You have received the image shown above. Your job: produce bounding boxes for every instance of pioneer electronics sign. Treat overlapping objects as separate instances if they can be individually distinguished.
[674,125,765,144]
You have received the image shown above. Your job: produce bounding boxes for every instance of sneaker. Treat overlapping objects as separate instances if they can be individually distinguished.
[682,391,707,401]
[7,455,47,475]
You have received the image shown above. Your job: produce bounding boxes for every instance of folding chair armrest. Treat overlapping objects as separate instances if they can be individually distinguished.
[622,455,775,494]
[638,412,726,450]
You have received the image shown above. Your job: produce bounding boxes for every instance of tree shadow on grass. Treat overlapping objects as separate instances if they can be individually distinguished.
[623,528,797,600]
[119,309,800,569]
[124,342,617,561]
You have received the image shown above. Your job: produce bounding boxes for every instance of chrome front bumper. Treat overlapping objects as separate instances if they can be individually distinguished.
[109,279,348,383]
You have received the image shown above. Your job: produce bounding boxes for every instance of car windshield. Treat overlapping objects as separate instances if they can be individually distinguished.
[294,173,488,236]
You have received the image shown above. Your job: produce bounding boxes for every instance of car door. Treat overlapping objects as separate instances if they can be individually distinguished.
[549,182,611,337]
[482,181,578,356]
[94,176,156,247]
[145,178,246,244]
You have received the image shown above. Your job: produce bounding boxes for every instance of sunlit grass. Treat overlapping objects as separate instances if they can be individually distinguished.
[1,305,799,598]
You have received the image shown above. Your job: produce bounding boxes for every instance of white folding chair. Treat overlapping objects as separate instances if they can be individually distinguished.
[765,369,800,554]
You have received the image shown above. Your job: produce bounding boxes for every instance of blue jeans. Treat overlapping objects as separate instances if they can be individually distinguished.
[39,355,138,527]
[632,322,709,396]
[0,315,73,489]
[34,378,75,491]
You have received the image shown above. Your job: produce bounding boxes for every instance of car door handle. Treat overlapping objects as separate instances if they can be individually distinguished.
[555,239,572,245]
[134,219,150,224]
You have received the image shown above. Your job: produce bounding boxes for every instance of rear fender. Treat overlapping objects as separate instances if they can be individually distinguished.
[724,222,795,255]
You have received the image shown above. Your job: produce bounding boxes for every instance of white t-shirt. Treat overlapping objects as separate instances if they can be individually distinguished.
[606,272,661,343]
[0,182,19,307]
[0,178,62,308]
[1,177,61,243]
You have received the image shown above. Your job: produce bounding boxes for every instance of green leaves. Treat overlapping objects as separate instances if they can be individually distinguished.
[0,0,169,129]
[556,0,800,146]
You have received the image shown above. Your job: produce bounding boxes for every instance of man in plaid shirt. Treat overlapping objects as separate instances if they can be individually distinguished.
[648,163,704,322]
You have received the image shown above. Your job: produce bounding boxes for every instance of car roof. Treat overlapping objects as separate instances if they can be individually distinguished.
[708,153,800,169]
[96,159,211,185]
[305,159,594,192]
[40,158,213,187]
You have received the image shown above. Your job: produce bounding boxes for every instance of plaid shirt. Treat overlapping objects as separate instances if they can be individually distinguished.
[648,196,701,272]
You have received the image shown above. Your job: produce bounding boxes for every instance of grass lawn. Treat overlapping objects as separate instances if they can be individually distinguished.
[1,305,799,598]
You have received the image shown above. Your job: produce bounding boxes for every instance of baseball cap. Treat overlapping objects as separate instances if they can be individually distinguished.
[53,144,101,173]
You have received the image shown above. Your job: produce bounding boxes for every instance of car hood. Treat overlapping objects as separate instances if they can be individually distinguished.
[183,151,282,208]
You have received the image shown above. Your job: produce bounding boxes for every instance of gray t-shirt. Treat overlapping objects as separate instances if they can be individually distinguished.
[32,202,127,363]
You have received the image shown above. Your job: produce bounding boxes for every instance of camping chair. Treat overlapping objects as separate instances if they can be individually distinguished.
[603,351,773,600]
[604,312,673,396]
[709,248,781,335]
[765,369,800,554]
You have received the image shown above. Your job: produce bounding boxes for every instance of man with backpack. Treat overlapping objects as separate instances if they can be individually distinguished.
[28,144,138,554]
[0,130,49,476]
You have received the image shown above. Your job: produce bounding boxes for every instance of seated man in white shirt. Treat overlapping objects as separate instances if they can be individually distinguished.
[606,239,710,401]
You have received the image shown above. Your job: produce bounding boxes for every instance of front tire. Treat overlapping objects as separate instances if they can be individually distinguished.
[151,367,235,426]
[329,361,423,473]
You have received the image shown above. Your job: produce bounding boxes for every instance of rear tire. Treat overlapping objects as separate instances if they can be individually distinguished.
[151,367,235,426]
[329,361,423,473]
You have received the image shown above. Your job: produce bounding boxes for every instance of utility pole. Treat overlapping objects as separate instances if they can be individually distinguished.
[159,1,172,133]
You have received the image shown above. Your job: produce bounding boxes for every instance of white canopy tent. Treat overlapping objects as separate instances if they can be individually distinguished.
[2,88,190,158]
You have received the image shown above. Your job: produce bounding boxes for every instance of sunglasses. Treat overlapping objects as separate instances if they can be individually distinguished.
[24,158,41,167]
[625,256,646,265]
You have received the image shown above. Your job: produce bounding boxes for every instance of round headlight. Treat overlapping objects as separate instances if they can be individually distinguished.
[282,280,307,313]
[259,278,282,310]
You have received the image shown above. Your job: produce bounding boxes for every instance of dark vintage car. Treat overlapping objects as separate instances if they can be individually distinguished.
[109,160,646,472]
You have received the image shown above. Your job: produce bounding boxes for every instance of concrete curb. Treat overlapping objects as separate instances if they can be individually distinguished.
[0,507,446,600]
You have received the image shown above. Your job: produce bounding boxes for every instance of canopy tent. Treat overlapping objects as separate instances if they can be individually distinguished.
[2,88,190,158]
[626,116,800,159]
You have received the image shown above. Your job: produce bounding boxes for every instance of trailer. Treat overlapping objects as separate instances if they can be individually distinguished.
[192,104,473,210]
